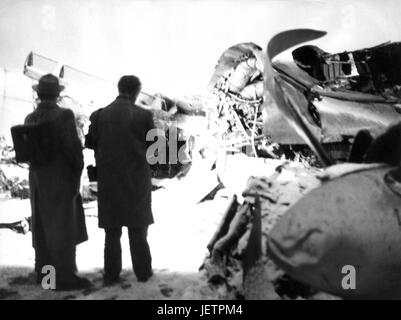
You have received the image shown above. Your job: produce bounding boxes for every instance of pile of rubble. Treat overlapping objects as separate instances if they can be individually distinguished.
[137,93,207,179]
[206,43,272,158]
[201,159,339,300]
[200,29,401,300]
[0,136,30,199]
[0,137,32,234]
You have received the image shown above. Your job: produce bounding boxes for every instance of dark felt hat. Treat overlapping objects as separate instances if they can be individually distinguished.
[32,74,65,96]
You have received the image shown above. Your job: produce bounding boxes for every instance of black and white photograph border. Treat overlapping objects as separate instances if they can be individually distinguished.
[1,0,401,301]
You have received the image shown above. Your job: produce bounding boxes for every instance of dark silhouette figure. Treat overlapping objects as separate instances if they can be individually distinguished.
[24,74,90,290]
[85,75,155,284]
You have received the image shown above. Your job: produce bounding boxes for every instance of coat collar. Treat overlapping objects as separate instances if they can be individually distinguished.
[116,95,131,101]
[115,95,138,107]
[36,100,59,110]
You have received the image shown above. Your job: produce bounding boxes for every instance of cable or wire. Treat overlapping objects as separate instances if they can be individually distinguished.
[251,105,258,157]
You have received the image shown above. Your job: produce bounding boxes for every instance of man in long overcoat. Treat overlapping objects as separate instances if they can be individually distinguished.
[25,74,90,290]
[85,75,154,284]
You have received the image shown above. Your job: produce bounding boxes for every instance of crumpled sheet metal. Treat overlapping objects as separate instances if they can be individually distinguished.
[263,75,401,145]
[263,95,401,145]
[208,42,264,100]
[263,32,401,146]
[315,97,401,142]
[266,165,401,299]
[263,79,323,145]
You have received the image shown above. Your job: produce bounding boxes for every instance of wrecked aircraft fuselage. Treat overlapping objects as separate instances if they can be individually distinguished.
[208,38,401,162]
[267,41,401,145]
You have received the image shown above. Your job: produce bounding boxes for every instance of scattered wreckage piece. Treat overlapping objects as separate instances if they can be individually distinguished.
[130,93,209,179]
[241,162,321,300]
[0,142,30,200]
[202,159,324,299]
[207,195,239,252]
[0,217,31,235]
[211,203,250,264]
[241,196,279,300]
[203,202,250,285]
[0,167,29,199]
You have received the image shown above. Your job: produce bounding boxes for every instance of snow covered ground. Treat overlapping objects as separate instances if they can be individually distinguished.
[0,160,231,300]
[0,154,327,300]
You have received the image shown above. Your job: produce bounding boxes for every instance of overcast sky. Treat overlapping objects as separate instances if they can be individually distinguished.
[1,0,401,96]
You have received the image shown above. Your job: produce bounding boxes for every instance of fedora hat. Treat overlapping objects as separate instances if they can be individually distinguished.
[32,74,65,96]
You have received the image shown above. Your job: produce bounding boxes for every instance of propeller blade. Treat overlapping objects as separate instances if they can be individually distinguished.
[264,29,332,167]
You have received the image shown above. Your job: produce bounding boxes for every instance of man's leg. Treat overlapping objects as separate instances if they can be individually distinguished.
[33,212,52,283]
[128,226,152,281]
[53,245,76,278]
[50,245,91,291]
[104,227,123,283]
[52,244,75,281]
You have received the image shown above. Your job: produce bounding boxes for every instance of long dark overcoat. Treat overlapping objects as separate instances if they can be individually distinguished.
[25,101,88,250]
[86,96,155,228]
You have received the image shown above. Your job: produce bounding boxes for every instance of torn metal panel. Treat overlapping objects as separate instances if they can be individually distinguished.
[266,165,401,299]
[264,39,401,148]
[315,97,400,143]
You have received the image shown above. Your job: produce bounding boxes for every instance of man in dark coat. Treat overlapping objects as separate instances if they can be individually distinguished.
[85,75,155,284]
[25,74,90,290]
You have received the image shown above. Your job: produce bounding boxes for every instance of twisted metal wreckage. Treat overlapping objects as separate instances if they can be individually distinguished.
[204,29,401,300]
[2,29,401,299]
[19,34,401,171]
[208,32,401,161]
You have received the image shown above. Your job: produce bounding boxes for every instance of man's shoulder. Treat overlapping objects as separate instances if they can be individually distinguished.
[89,108,105,122]
[53,107,76,123]
[134,105,153,118]
[25,105,72,123]
[24,111,35,124]
[58,106,74,116]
